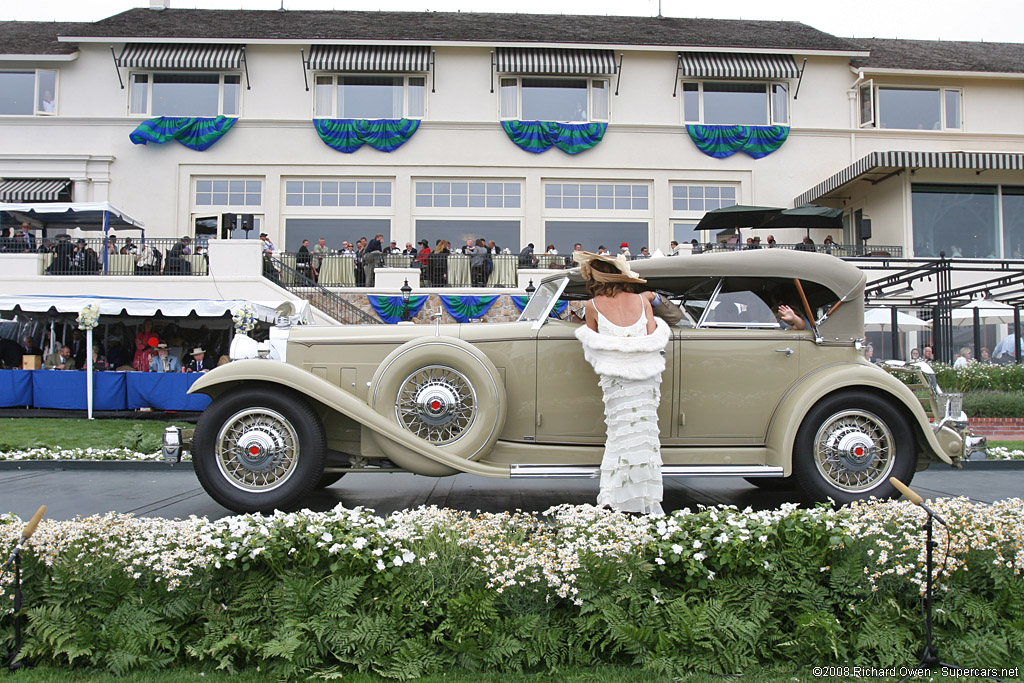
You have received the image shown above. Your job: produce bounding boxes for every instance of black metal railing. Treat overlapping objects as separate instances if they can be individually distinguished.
[38,237,209,276]
[265,255,381,325]
[694,242,903,258]
[282,251,521,288]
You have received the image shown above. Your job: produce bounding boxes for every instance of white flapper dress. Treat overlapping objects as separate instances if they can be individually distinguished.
[575,297,670,516]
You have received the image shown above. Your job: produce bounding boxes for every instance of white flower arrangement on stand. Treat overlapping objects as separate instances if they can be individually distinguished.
[232,304,257,336]
[78,303,100,419]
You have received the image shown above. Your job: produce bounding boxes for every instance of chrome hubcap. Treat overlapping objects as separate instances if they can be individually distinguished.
[215,408,299,492]
[813,409,894,492]
[397,365,476,444]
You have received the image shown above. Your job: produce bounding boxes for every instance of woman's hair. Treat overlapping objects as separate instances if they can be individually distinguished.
[586,259,636,298]
[475,238,486,247]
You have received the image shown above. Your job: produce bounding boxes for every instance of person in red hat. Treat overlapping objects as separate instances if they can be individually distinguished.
[619,242,631,259]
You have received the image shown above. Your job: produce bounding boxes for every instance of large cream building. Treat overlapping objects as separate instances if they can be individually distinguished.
[2,3,1024,261]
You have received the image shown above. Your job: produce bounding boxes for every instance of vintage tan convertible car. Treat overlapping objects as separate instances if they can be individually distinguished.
[174,249,970,513]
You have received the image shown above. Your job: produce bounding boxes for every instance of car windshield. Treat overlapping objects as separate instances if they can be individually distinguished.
[518,278,566,323]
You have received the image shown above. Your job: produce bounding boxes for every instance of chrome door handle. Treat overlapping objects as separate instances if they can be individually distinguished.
[775,348,794,357]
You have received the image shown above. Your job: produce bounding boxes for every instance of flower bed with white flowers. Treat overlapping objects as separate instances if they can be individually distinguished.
[0,447,189,462]
[2,499,1021,678]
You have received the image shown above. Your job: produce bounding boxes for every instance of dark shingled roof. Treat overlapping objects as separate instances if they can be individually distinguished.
[850,37,1024,74]
[0,21,83,56]
[60,9,864,53]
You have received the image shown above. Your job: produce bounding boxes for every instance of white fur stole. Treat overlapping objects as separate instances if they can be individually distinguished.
[574,318,670,381]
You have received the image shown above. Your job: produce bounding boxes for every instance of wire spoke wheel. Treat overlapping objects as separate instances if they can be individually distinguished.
[215,407,300,492]
[812,409,894,493]
[396,364,477,445]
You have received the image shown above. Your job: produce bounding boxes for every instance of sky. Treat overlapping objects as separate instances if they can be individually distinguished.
[8,0,1024,43]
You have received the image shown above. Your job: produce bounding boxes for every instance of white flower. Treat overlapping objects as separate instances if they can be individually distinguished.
[671,544,683,555]
[693,552,706,562]
[375,559,385,571]
[692,540,702,549]
[654,557,665,565]
[402,550,415,564]
[321,532,333,543]
[352,537,367,550]
[393,556,404,567]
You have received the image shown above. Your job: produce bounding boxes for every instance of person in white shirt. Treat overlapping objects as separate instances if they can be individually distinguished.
[953,347,975,369]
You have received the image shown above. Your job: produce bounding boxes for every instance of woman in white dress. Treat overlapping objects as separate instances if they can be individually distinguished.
[573,251,670,516]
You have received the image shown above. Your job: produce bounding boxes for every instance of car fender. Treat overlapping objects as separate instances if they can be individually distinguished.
[189,360,512,478]
[766,362,954,473]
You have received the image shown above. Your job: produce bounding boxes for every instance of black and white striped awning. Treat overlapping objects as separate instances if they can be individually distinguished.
[794,151,1024,206]
[307,45,431,72]
[496,47,616,75]
[0,179,71,202]
[117,43,244,70]
[678,52,800,79]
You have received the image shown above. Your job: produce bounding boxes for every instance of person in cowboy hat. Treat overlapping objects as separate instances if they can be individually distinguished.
[573,251,669,516]
[149,343,181,373]
[184,346,213,373]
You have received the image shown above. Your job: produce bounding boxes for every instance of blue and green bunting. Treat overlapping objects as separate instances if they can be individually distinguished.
[129,116,237,151]
[502,121,607,155]
[368,295,428,324]
[314,118,420,153]
[686,125,789,159]
[511,296,568,317]
[439,295,499,323]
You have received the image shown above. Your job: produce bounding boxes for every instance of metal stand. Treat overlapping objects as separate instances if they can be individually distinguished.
[2,550,29,672]
[899,511,999,682]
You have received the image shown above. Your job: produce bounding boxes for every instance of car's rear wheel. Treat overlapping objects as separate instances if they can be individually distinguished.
[193,386,326,513]
[793,391,915,505]
[368,337,506,475]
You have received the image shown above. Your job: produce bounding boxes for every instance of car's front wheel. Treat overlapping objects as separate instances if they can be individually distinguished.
[793,391,915,505]
[193,386,326,513]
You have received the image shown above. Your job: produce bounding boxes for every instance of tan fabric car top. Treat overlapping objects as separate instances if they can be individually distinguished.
[556,249,867,304]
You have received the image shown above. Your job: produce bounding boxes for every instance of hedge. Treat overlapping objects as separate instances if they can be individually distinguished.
[2,501,1022,679]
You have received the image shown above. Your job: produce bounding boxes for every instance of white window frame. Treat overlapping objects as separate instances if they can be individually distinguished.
[543,182,650,212]
[413,179,522,212]
[312,74,426,120]
[128,71,242,117]
[0,69,58,116]
[863,84,964,131]
[498,76,610,122]
[283,177,394,212]
[680,81,789,126]
[193,177,264,209]
[858,79,875,128]
[671,182,741,244]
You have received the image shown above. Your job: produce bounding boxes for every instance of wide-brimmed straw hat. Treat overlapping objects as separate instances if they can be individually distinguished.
[573,251,646,284]
[190,347,205,356]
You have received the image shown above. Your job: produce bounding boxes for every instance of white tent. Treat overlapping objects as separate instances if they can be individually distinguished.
[864,308,931,331]
[952,299,1017,326]
[0,294,312,324]
[0,201,145,232]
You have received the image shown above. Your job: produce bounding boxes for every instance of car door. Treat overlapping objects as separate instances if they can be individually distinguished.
[672,280,806,445]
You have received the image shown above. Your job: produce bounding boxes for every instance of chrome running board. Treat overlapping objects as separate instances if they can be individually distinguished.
[509,464,785,478]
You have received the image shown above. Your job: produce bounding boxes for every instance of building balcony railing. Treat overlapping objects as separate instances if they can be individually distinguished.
[33,237,208,276]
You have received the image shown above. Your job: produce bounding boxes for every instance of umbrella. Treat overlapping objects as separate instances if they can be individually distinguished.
[864,308,931,331]
[695,204,843,232]
[951,300,1017,326]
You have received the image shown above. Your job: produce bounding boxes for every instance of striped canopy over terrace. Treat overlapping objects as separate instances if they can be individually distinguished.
[795,150,1024,206]
[0,179,71,202]
[116,43,244,70]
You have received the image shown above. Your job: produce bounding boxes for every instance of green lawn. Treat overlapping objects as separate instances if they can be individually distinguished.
[0,417,193,453]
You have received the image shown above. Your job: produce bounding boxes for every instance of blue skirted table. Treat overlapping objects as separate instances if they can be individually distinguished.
[0,369,210,412]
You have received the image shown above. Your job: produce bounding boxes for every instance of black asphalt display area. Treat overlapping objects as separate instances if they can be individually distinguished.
[2,461,1020,522]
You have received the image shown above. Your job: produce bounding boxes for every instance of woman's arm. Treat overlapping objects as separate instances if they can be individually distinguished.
[642,295,657,334]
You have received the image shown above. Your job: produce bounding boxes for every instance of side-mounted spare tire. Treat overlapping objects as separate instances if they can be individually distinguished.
[368,336,507,475]
[793,390,916,505]
[192,385,327,513]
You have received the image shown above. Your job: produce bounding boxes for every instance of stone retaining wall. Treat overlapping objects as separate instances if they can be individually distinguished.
[969,418,1024,440]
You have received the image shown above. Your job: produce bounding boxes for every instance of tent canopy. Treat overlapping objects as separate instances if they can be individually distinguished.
[0,294,311,324]
[0,201,145,232]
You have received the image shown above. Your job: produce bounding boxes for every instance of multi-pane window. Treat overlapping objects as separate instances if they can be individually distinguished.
[681,82,788,125]
[860,83,963,130]
[545,183,648,210]
[912,183,1024,259]
[500,77,610,122]
[314,75,425,118]
[195,179,262,207]
[415,181,521,209]
[285,179,392,207]
[0,70,57,115]
[672,185,738,212]
[129,73,241,116]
